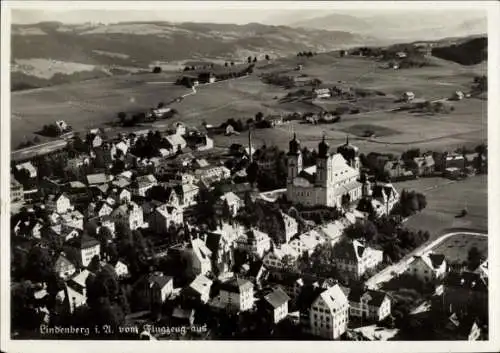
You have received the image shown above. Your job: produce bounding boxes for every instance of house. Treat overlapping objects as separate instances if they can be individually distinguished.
[204,230,236,274]
[439,313,482,340]
[194,165,231,182]
[10,175,24,204]
[344,287,391,322]
[86,173,111,186]
[87,133,103,148]
[402,91,415,102]
[319,220,344,244]
[165,134,187,152]
[383,160,408,179]
[211,277,255,312]
[236,228,272,258]
[409,155,435,176]
[147,272,174,308]
[110,201,144,230]
[111,260,129,278]
[407,252,447,284]
[110,141,129,159]
[89,200,114,218]
[395,51,407,58]
[133,174,157,197]
[61,269,95,313]
[313,88,331,99]
[309,284,349,339]
[452,91,465,101]
[15,162,37,178]
[183,275,213,304]
[60,210,84,230]
[14,219,43,239]
[333,240,383,280]
[54,253,76,280]
[370,183,399,217]
[66,181,90,204]
[443,271,488,319]
[46,192,73,214]
[190,238,213,277]
[68,234,101,268]
[225,124,238,136]
[107,188,131,205]
[263,244,299,271]
[66,156,91,172]
[149,204,184,234]
[260,287,290,324]
[279,211,298,243]
[289,229,326,256]
[242,260,269,287]
[216,192,243,217]
[198,72,216,84]
[55,120,69,133]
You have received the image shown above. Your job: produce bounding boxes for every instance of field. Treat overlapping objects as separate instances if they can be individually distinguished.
[11,52,487,155]
[393,175,488,238]
[432,233,487,264]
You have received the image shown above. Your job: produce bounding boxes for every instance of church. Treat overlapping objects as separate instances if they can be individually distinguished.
[286,134,362,208]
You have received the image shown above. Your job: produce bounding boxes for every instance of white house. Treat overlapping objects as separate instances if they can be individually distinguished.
[149,204,184,234]
[54,253,76,280]
[344,287,391,322]
[309,284,349,340]
[236,229,272,258]
[212,277,255,313]
[217,192,243,217]
[333,240,383,280]
[112,260,129,278]
[46,193,73,214]
[262,287,290,324]
[191,238,213,276]
[280,211,299,243]
[133,175,157,197]
[289,229,326,256]
[147,272,174,307]
[71,234,101,268]
[407,252,447,284]
[110,201,144,230]
[186,275,213,304]
[263,244,299,270]
[402,91,415,102]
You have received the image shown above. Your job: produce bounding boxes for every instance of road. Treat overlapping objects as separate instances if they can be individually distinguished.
[365,231,487,289]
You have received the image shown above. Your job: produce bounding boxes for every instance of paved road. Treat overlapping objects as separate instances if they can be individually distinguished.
[365,231,487,289]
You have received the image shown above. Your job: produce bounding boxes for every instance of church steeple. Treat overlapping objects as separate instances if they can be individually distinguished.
[288,133,300,155]
[318,133,329,158]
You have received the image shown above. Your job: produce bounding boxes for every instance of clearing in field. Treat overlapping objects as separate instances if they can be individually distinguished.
[342,124,400,137]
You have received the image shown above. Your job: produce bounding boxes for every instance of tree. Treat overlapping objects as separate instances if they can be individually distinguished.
[152,66,162,73]
[247,56,252,64]
[25,247,53,283]
[253,57,257,63]
[231,62,235,66]
[255,111,264,122]
[265,54,270,61]
[117,112,127,124]
[344,220,377,243]
[246,161,259,186]
[225,62,229,67]
[467,246,483,270]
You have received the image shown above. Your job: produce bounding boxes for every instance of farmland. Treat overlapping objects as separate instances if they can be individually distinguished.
[11,50,486,157]
[432,233,488,264]
[393,175,488,238]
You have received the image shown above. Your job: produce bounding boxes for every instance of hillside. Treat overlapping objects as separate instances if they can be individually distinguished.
[288,12,486,42]
[431,37,487,66]
[11,21,372,90]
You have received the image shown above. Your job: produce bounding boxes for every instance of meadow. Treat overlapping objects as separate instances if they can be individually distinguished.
[11,52,486,156]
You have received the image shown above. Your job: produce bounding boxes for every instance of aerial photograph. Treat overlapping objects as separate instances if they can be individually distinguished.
[4,1,491,345]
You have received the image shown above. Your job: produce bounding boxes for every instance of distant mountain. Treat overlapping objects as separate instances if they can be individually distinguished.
[11,21,373,90]
[288,12,486,42]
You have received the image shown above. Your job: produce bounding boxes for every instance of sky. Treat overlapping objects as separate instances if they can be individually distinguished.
[10,4,486,26]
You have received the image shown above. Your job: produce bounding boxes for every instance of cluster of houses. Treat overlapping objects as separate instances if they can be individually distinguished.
[10,119,488,340]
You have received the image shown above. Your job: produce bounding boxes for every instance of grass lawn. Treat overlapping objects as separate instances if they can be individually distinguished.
[432,233,488,264]
[394,175,487,239]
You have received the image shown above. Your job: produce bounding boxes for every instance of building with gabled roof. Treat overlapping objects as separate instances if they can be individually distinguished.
[15,161,37,178]
[343,286,391,322]
[236,228,272,258]
[146,272,174,308]
[211,277,255,312]
[443,271,488,319]
[260,286,290,324]
[263,244,299,271]
[149,203,183,234]
[333,239,383,280]
[86,173,111,186]
[183,275,213,304]
[110,201,144,230]
[46,192,73,214]
[54,253,76,280]
[408,252,447,284]
[309,283,349,339]
[67,234,101,268]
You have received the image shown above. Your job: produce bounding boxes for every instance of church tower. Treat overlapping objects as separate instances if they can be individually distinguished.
[287,134,302,184]
[337,135,360,172]
[315,135,330,187]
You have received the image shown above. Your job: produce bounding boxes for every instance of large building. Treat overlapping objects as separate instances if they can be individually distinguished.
[286,135,362,208]
[309,284,349,339]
